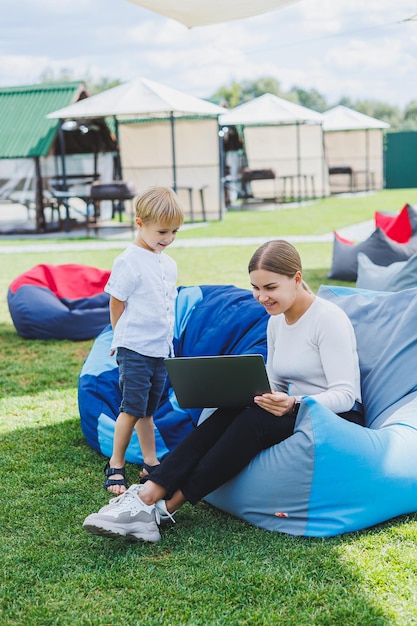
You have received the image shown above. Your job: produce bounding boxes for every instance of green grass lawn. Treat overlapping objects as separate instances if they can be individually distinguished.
[2,190,417,625]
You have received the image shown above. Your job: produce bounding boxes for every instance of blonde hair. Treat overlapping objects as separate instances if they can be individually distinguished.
[135,186,184,226]
[248,240,313,293]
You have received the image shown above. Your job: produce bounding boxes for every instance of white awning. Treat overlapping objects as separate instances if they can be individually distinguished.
[47,77,225,120]
[323,106,390,131]
[220,93,324,126]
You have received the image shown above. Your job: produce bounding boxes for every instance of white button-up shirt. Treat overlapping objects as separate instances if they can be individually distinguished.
[105,243,178,358]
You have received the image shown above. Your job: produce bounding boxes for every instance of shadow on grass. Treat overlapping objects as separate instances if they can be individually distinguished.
[0,323,92,399]
[2,419,409,626]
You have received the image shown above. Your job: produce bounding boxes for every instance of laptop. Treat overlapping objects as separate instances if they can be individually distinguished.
[164,354,271,409]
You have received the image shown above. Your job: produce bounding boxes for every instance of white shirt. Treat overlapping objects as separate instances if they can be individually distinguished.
[266,296,361,414]
[104,243,178,358]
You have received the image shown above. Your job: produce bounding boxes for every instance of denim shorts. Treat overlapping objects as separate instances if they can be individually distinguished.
[116,347,167,419]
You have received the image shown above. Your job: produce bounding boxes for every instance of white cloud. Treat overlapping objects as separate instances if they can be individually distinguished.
[1,0,417,108]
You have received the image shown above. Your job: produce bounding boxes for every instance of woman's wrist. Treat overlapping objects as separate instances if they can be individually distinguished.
[287,396,300,417]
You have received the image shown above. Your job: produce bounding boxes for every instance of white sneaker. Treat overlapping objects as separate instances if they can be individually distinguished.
[83,484,161,543]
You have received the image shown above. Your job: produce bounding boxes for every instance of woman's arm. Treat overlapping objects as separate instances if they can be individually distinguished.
[261,301,360,415]
[312,311,358,412]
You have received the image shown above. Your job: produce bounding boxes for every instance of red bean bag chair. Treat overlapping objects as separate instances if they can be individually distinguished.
[375,203,417,243]
[8,264,111,340]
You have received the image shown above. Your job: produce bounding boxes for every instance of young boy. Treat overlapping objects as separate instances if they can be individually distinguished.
[103,186,184,495]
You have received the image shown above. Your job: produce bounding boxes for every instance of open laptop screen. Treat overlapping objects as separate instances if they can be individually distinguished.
[164,354,271,409]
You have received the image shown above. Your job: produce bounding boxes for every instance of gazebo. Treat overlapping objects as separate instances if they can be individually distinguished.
[323,105,390,194]
[220,93,329,202]
[47,77,226,221]
[0,82,118,233]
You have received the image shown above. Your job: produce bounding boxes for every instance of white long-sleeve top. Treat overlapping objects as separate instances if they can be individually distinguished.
[266,296,361,414]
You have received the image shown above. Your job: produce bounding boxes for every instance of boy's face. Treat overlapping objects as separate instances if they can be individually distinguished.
[135,218,182,253]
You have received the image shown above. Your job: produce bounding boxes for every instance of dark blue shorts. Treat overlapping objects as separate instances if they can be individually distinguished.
[116,347,166,419]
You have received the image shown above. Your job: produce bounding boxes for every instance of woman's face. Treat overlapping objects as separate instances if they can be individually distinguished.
[250,268,300,316]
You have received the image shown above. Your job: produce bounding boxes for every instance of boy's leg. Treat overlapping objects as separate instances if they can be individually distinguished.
[106,411,137,495]
[135,416,159,472]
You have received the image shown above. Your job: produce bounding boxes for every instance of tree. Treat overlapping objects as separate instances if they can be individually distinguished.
[289,87,328,112]
[211,76,283,107]
[403,100,417,130]
[39,68,78,84]
[38,68,121,95]
[210,80,242,108]
[353,100,402,130]
[88,77,122,96]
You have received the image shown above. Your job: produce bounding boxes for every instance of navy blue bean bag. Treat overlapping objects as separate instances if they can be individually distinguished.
[78,285,269,464]
[8,264,111,340]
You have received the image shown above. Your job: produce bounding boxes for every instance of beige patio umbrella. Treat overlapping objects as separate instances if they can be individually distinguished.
[127,0,302,27]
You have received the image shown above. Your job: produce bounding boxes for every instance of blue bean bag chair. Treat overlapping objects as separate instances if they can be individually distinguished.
[8,264,111,341]
[204,285,417,536]
[356,252,417,292]
[78,285,269,464]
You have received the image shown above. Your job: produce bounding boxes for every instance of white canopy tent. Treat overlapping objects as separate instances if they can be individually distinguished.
[220,93,329,202]
[323,105,390,193]
[127,0,301,27]
[47,77,226,220]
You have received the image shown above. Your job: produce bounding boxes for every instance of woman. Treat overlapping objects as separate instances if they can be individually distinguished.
[83,240,363,543]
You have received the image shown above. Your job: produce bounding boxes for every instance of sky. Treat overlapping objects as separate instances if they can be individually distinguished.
[1,0,417,110]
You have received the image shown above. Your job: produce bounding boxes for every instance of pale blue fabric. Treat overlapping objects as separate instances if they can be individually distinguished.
[356,252,417,291]
[205,286,417,536]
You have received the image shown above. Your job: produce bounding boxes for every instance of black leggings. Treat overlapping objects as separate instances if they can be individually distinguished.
[146,405,296,504]
[146,403,364,505]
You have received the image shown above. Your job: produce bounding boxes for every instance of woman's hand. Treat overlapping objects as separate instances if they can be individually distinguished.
[254,391,295,417]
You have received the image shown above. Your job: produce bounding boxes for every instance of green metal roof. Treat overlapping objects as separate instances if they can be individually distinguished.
[0,82,86,159]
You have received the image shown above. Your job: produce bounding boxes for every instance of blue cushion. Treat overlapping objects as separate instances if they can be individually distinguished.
[356,252,417,291]
[205,286,417,536]
[205,394,417,536]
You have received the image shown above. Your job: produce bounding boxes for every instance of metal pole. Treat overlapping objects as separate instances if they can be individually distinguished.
[34,156,46,233]
[114,116,123,180]
[170,112,177,192]
[218,123,226,220]
[58,119,70,233]
[321,123,327,199]
[296,122,302,203]
[365,129,370,191]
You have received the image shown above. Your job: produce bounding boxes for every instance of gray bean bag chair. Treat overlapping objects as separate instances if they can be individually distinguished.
[328,227,417,281]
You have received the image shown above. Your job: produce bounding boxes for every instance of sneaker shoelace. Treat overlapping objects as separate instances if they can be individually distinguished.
[107,484,140,507]
[107,485,174,524]
[155,500,176,524]
[106,484,161,522]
